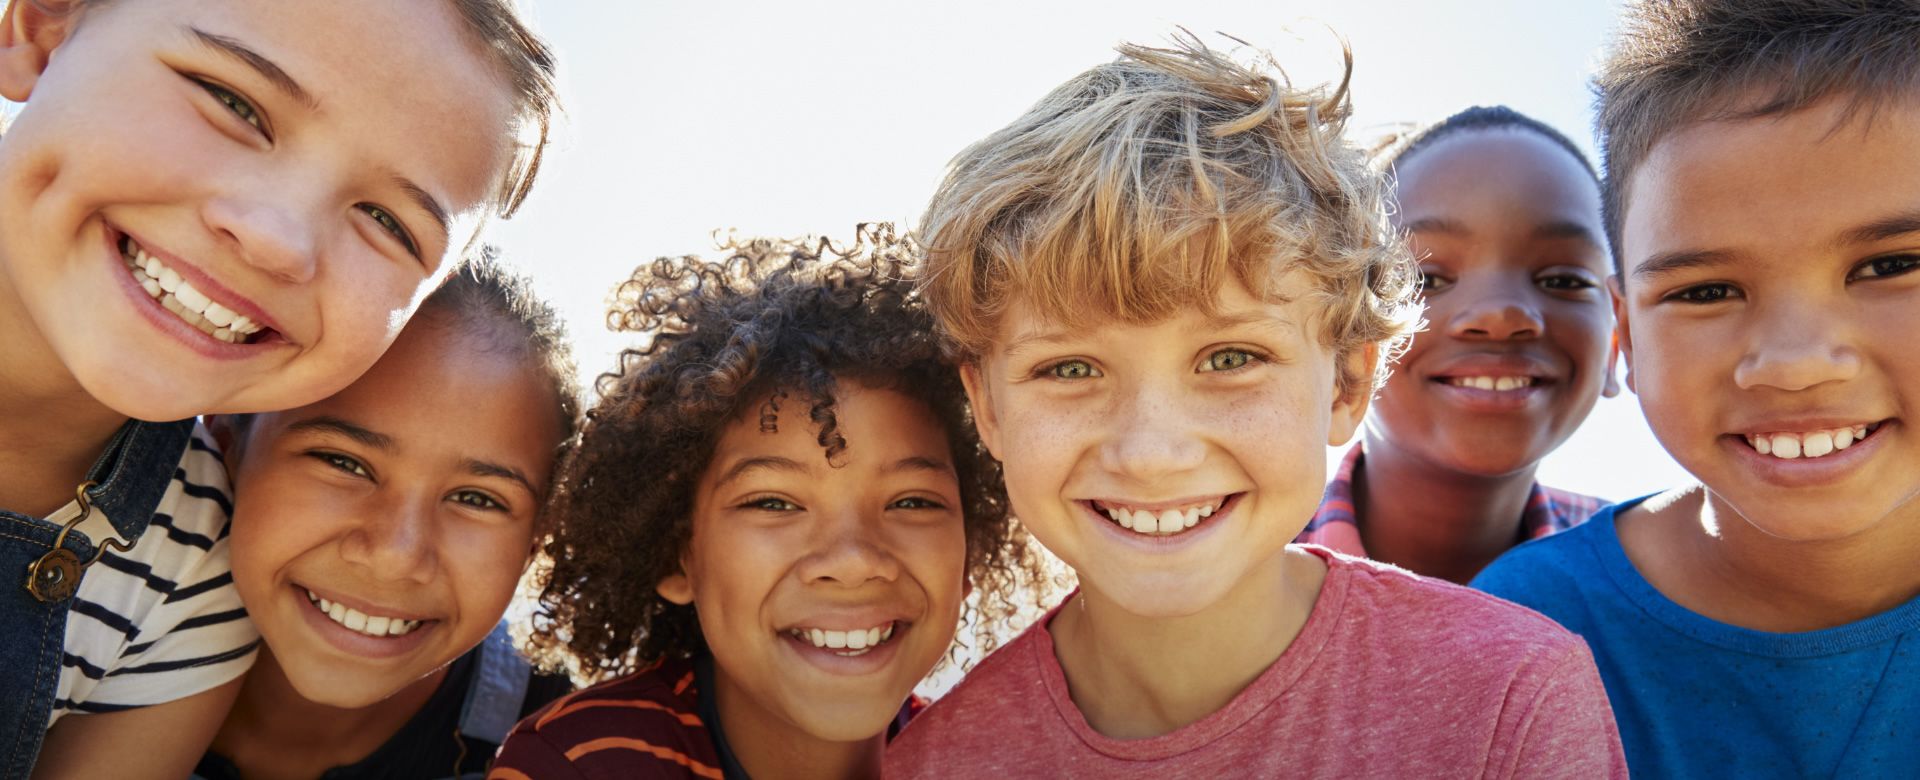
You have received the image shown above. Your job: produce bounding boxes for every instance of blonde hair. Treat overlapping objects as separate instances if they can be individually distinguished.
[918,32,1418,397]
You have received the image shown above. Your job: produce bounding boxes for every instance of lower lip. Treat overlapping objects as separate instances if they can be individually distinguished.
[1080,493,1240,551]
[1722,423,1892,489]
[105,226,270,361]
[1429,380,1550,412]
[293,585,436,660]
[779,625,907,676]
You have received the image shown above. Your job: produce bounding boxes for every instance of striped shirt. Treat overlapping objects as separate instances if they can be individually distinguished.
[1296,446,1607,558]
[50,422,258,722]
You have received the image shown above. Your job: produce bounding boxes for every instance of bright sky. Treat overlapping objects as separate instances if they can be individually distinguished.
[495,0,1690,500]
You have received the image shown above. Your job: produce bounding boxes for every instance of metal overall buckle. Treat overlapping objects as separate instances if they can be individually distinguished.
[24,482,133,603]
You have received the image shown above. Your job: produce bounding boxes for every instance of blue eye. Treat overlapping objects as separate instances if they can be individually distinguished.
[1199,348,1260,373]
[192,78,266,134]
[358,204,419,257]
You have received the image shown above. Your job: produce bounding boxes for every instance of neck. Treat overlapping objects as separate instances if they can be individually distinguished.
[1048,547,1325,739]
[1353,438,1540,584]
[1626,487,1920,633]
[0,273,129,517]
[211,648,447,780]
[714,669,884,780]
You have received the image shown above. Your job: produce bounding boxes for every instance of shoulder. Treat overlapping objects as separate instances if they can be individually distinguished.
[1473,503,1618,606]
[1326,552,1589,668]
[888,613,1053,763]
[494,659,720,779]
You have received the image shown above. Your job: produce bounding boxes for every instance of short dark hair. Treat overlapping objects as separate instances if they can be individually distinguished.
[1379,105,1596,184]
[1596,0,1920,269]
[522,225,1043,683]
[425,246,581,448]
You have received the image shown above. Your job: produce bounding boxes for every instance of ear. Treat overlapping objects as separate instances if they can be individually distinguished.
[1328,343,1378,447]
[1607,275,1636,395]
[958,362,1003,461]
[0,0,80,102]
[1602,329,1623,398]
[655,554,694,606]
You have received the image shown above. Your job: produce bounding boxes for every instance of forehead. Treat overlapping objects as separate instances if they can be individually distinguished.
[994,272,1314,354]
[1621,96,1920,275]
[1395,130,1602,234]
[706,384,952,471]
[126,0,516,218]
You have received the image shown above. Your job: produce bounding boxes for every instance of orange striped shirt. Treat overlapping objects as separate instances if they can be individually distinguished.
[490,657,725,780]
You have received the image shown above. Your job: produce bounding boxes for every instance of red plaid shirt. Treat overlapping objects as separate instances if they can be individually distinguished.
[1296,446,1607,558]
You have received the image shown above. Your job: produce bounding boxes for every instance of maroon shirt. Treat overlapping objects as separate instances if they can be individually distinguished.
[489,657,723,780]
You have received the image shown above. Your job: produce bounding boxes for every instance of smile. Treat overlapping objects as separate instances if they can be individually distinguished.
[785,621,899,657]
[1742,422,1880,461]
[1441,375,1541,392]
[1091,496,1228,536]
[119,234,264,344]
[306,588,424,638]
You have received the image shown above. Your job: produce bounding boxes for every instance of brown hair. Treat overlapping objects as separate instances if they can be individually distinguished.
[22,0,558,217]
[522,225,1044,683]
[918,32,1418,397]
[1596,0,1920,269]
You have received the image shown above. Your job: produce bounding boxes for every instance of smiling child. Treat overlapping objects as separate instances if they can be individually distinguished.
[0,0,557,775]
[491,228,1041,780]
[1473,1,1920,775]
[196,251,577,779]
[1298,106,1617,583]
[884,35,1625,777]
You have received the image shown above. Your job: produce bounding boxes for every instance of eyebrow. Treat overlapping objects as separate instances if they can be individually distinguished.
[463,458,538,497]
[1631,248,1739,281]
[883,456,954,477]
[1837,210,1920,247]
[395,176,452,241]
[1402,217,1468,236]
[285,415,394,451]
[711,455,812,492]
[1406,217,1604,249]
[189,27,317,111]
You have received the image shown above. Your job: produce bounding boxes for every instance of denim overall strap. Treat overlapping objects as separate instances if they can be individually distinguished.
[0,418,194,779]
[457,623,535,746]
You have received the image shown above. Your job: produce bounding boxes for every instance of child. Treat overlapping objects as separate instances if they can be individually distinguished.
[1473,1,1920,775]
[885,36,1626,777]
[0,0,556,775]
[195,252,577,779]
[1298,106,1617,583]
[490,227,1042,780]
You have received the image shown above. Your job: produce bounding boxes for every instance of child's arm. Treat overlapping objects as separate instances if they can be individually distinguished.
[1491,643,1629,779]
[30,677,242,779]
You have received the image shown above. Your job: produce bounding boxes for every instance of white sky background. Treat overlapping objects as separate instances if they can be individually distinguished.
[494,0,1690,500]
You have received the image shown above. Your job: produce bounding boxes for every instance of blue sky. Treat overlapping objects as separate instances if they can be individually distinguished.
[496,0,1690,498]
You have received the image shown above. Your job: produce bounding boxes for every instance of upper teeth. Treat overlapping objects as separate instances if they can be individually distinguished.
[121,236,262,343]
[306,588,423,638]
[1745,424,1873,460]
[1099,500,1219,535]
[791,623,895,656]
[1449,376,1534,391]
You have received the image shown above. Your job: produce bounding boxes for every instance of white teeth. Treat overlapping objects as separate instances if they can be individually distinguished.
[847,629,868,650]
[1156,509,1182,534]
[1747,426,1877,461]
[120,235,264,342]
[794,623,895,656]
[825,631,847,649]
[1099,499,1223,536]
[304,588,421,638]
[1449,376,1533,391]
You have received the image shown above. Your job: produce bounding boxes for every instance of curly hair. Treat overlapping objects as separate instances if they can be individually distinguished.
[522,224,1043,683]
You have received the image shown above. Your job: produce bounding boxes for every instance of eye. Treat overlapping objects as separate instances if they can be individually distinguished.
[740,496,801,512]
[890,496,948,511]
[358,204,420,257]
[450,490,505,511]
[191,77,267,136]
[1198,348,1262,373]
[1665,283,1740,304]
[1848,254,1920,282]
[1044,359,1100,380]
[1418,270,1454,293]
[309,452,370,478]
[1537,273,1599,292]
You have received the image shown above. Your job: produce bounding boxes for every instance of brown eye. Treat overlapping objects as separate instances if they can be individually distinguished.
[193,78,267,134]
[358,204,419,257]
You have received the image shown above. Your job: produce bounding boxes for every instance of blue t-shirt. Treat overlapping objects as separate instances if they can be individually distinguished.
[1472,497,1920,779]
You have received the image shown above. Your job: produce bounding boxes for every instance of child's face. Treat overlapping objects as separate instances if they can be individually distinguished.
[0,0,516,420]
[964,277,1369,617]
[660,383,967,743]
[1615,95,1920,540]
[221,317,562,708]
[1370,130,1614,475]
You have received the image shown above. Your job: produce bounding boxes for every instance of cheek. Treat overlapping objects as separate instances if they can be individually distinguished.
[684,524,789,634]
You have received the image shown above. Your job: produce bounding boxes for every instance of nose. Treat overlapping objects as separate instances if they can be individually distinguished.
[202,188,321,284]
[794,507,902,587]
[338,494,437,584]
[1097,380,1208,482]
[1446,280,1545,341]
[1733,298,1861,392]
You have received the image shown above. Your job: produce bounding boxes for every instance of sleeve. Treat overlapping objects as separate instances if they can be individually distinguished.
[1488,642,1629,780]
[489,729,590,780]
[81,522,259,709]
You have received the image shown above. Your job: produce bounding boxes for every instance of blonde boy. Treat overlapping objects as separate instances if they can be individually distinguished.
[886,36,1625,778]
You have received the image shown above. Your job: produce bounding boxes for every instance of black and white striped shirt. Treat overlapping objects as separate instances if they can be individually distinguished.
[49,423,258,723]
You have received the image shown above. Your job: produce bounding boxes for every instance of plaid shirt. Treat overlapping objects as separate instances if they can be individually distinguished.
[1296,446,1608,558]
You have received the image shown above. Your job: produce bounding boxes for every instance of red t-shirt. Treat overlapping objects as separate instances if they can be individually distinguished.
[886,546,1627,778]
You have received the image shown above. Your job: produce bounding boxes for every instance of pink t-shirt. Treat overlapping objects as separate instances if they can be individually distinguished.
[886,546,1626,778]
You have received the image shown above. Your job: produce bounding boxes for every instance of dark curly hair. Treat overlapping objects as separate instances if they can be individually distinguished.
[523,224,1043,682]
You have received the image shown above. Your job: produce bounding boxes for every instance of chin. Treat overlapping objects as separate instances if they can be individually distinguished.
[787,698,907,743]
[282,664,407,710]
